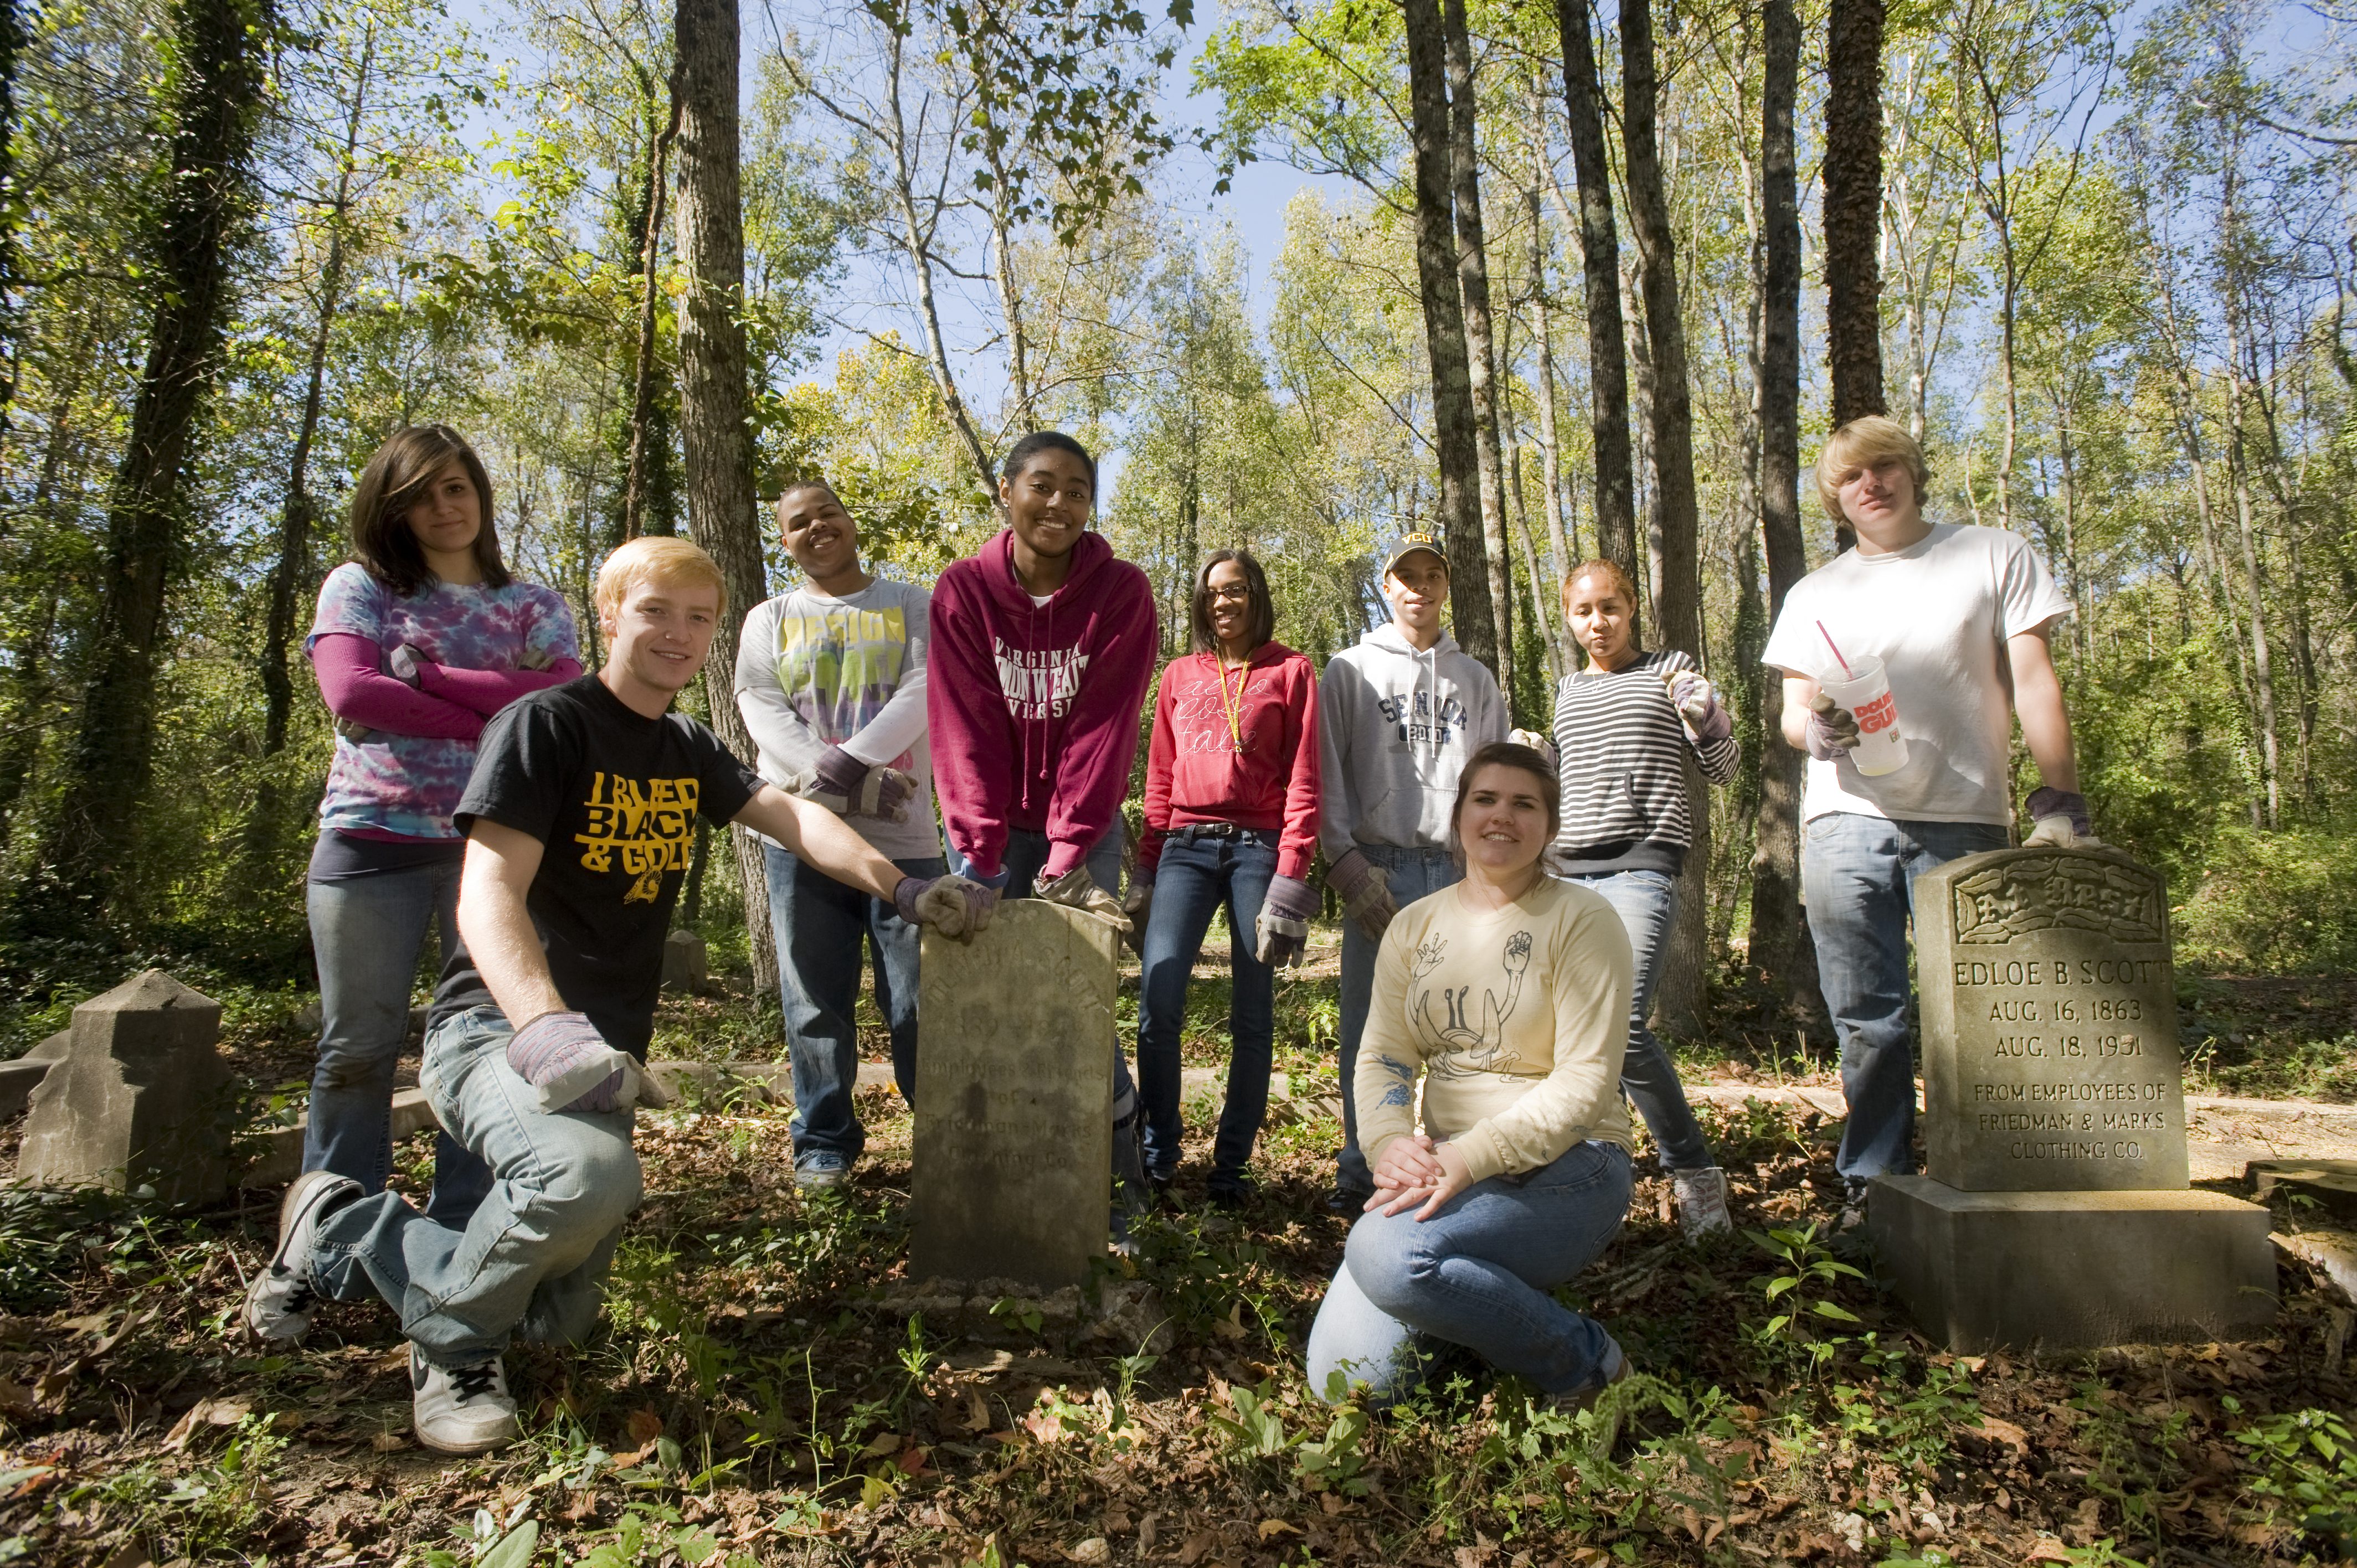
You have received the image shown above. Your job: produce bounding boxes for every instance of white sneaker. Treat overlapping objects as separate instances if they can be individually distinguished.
[410,1347,519,1454]
[243,1169,361,1341]
[1671,1165,1734,1241]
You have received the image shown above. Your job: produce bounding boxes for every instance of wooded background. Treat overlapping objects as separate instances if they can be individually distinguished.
[6,0,2354,1030]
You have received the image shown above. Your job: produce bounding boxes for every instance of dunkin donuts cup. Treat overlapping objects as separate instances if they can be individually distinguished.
[1819,654,1908,776]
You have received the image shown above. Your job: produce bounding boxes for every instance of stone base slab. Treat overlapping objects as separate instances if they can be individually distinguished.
[1866,1175,2277,1352]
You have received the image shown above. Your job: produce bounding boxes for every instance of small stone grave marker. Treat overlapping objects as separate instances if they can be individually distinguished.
[18,970,233,1205]
[1917,847,2189,1190]
[909,901,1116,1291]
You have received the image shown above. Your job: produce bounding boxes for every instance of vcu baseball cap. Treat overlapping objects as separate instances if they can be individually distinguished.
[1381,529,1449,576]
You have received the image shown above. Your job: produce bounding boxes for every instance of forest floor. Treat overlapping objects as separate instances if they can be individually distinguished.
[4,931,2356,1567]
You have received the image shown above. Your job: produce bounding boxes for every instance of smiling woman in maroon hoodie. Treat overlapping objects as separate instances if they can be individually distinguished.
[1130,549,1320,1208]
[927,430,1162,1235]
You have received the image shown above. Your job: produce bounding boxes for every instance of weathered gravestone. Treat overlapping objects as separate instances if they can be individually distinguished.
[1867,847,2276,1351]
[909,901,1118,1291]
[17,971,234,1205]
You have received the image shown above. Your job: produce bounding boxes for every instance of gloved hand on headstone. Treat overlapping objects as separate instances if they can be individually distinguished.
[507,1010,668,1113]
[1326,848,1397,943]
[2023,786,2099,849]
[1037,866,1131,936]
[798,745,914,822]
[1508,728,1560,771]
[1255,874,1319,968]
[894,872,998,940]
[1805,691,1861,760]
[1668,670,1733,743]
[1120,878,1154,957]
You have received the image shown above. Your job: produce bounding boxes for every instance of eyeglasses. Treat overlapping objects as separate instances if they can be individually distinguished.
[1206,585,1252,605]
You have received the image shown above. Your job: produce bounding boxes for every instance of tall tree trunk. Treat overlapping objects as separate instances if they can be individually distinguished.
[1526,193,1575,580]
[622,64,685,541]
[1622,259,1659,632]
[2222,354,2282,829]
[260,24,375,760]
[1618,0,1707,1035]
[1618,0,1700,658]
[1749,0,1820,1018]
[1552,0,1638,597]
[1824,0,1886,434]
[1440,0,1512,666]
[35,0,271,920]
[1401,0,1497,675]
[0,0,27,436]
[675,0,778,993]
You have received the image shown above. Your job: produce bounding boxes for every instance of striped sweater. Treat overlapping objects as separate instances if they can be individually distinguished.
[1550,648,1741,876]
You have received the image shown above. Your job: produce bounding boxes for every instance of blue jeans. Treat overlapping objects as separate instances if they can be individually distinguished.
[305,862,492,1226]
[1802,812,2010,1182]
[1336,845,1463,1195]
[1135,829,1278,1188]
[949,826,1143,1187]
[1308,1140,1633,1405]
[309,1006,642,1368]
[766,843,941,1164]
[1560,869,1713,1171]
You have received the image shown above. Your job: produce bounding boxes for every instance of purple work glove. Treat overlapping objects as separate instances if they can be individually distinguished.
[1256,873,1320,968]
[1669,671,1733,744]
[507,1011,629,1113]
[1804,693,1861,761]
[893,872,999,940]
[807,745,913,820]
[2025,787,2091,837]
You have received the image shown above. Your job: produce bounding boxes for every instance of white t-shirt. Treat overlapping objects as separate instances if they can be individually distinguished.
[1761,523,2071,826]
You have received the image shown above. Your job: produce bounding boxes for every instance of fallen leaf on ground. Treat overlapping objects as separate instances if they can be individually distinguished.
[858,1430,902,1459]
[1258,1519,1300,1540]
[162,1396,252,1450]
[626,1406,663,1446]
[368,1432,410,1452]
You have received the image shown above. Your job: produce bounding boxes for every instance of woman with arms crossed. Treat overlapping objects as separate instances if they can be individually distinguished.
[1308,741,1636,1407]
[1549,559,1741,1238]
[302,425,581,1227]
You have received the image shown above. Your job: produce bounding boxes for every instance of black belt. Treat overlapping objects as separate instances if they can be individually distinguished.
[1171,822,1269,843]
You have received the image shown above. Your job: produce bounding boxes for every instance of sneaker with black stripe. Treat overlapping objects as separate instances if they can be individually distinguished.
[243,1169,361,1342]
[410,1346,518,1454]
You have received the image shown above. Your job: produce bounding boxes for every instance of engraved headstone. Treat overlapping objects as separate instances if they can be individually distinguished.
[909,902,1118,1291]
[1917,847,2188,1190]
[17,971,234,1205]
[1868,847,2274,1351]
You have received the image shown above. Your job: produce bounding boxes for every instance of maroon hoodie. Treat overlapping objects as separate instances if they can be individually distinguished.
[927,528,1159,881]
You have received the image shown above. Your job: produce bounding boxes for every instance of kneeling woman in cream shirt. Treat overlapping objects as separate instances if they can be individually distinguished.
[1308,740,1636,1407]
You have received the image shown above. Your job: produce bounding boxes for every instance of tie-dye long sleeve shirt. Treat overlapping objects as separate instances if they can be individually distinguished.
[733,577,941,861]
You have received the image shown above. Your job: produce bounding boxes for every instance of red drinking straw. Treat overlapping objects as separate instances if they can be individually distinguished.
[1816,621,1854,678]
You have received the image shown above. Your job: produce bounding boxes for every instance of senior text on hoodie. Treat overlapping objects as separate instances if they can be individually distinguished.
[928,528,1160,882]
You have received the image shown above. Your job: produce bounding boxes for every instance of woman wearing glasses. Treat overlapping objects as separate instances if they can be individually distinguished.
[1128,549,1322,1207]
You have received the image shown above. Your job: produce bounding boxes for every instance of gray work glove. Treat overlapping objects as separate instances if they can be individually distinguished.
[893,872,998,940]
[799,745,915,822]
[1255,874,1319,968]
[2023,786,2099,849]
[1326,848,1397,944]
[1120,878,1153,957]
[1036,866,1131,937]
[506,1011,669,1113]
[1805,692,1861,760]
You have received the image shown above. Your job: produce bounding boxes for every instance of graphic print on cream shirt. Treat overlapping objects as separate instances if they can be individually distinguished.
[1407,928,1537,1079]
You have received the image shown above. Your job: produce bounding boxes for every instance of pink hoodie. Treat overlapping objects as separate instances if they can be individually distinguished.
[928,528,1159,880]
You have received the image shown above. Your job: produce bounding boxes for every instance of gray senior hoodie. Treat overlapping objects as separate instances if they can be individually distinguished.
[1317,622,1508,859]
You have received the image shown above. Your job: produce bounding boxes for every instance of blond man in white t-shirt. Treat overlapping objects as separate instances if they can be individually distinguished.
[1761,416,2088,1224]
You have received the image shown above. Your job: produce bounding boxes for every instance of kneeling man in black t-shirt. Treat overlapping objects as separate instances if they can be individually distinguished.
[241,537,991,1454]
